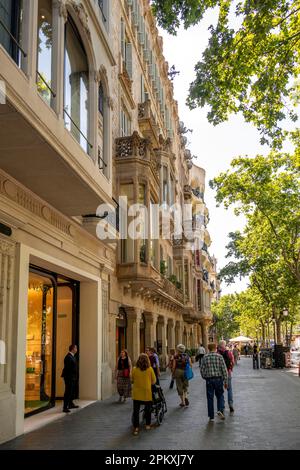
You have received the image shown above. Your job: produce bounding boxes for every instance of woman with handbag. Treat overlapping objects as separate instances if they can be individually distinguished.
[172,344,192,407]
[115,349,132,403]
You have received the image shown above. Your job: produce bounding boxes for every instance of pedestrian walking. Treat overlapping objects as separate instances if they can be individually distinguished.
[200,342,228,422]
[61,344,79,413]
[253,343,260,369]
[146,347,161,384]
[131,353,156,436]
[233,344,239,365]
[115,349,132,403]
[172,344,192,407]
[244,343,249,357]
[167,349,175,389]
[217,340,235,413]
[196,344,206,367]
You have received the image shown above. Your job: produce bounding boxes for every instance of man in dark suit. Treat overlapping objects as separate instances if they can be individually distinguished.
[61,344,79,413]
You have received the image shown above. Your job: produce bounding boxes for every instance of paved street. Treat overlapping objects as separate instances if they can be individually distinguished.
[1,358,300,450]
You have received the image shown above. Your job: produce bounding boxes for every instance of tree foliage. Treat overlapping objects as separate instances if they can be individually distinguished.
[211,150,300,283]
[152,0,300,146]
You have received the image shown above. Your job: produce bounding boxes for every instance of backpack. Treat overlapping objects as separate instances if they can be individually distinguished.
[219,349,231,370]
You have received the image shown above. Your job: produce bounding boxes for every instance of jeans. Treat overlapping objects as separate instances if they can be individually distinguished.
[205,377,225,419]
[227,376,233,407]
[132,400,152,428]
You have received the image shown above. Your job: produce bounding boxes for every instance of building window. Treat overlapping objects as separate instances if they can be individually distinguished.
[0,0,24,67]
[97,0,107,24]
[64,14,90,154]
[121,18,132,79]
[37,0,54,107]
[138,184,147,263]
[98,82,104,115]
[197,279,201,310]
[120,184,134,263]
[120,106,131,137]
[162,165,168,204]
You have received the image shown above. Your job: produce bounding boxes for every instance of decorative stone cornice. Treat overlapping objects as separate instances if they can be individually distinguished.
[0,172,75,238]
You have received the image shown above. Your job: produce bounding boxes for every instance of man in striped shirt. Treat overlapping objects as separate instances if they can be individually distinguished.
[200,342,228,421]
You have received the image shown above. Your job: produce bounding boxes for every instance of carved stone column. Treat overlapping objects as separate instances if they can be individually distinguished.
[0,237,16,392]
[126,307,142,364]
[167,318,175,352]
[200,320,209,352]
[144,312,158,348]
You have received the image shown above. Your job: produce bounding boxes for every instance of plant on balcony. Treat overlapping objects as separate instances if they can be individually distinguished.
[140,244,146,263]
[176,280,182,290]
[160,260,167,276]
[168,274,177,285]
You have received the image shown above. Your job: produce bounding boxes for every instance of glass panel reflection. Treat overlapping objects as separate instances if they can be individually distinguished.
[25,272,54,415]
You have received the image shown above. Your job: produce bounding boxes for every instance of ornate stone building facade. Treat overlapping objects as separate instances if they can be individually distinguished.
[0,0,218,443]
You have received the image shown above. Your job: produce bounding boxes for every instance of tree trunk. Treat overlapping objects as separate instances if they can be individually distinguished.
[276,318,282,344]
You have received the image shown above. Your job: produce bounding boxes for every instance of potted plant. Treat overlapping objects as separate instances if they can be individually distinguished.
[168,274,177,285]
[160,260,167,276]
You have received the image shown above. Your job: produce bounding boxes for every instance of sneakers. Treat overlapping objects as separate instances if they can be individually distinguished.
[132,428,139,436]
[63,409,70,413]
[145,425,151,430]
[217,411,225,420]
[229,406,234,413]
[209,418,214,422]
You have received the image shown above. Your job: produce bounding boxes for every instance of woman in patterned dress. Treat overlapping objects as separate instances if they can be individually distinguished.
[115,349,132,402]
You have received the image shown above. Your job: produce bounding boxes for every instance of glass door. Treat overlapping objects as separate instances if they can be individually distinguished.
[55,279,78,398]
[25,271,56,415]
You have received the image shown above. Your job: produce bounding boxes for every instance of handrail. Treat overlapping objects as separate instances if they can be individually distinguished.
[36,71,56,98]
[0,18,27,57]
[63,108,93,149]
[98,148,107,169]
[98,1,107,23]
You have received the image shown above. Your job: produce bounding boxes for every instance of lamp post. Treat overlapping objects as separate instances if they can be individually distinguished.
[272,318,276,345]
[282,308,289,346]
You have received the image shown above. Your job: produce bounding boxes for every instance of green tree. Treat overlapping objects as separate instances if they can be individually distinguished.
[211,294,240,340]
[211,151,300,284]
[152,0,300,146]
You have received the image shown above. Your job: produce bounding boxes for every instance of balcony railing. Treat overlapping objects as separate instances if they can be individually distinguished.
[162,277,184,303]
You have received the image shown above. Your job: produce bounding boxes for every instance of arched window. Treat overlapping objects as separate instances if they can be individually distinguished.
[64,14,90,154]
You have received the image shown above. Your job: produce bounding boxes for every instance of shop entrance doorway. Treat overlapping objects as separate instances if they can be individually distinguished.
[25,266,79,416]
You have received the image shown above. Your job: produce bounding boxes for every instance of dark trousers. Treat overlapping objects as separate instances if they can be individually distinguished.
[198,354,204,366]
[63,378,75,410]
[154,368,160,385]
[206,377,225,419]
[132,400,152,428]
[253,354,260,369]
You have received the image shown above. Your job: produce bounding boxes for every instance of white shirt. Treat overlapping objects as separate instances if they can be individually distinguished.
[198,346,206,355]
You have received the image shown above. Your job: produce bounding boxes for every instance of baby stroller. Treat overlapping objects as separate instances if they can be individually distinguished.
[151,384,167,425]
[141,384,167,426]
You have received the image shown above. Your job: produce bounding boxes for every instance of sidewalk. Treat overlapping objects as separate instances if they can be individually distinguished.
[1,358,300,450]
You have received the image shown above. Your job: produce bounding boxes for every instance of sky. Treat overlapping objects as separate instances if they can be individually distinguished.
[160,11,271,295]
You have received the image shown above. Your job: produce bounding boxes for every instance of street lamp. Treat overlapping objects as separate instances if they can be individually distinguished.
[282,308,289,346]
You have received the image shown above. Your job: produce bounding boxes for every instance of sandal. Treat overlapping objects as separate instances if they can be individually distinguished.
[179,403,185,407]
[185,398,189,406]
